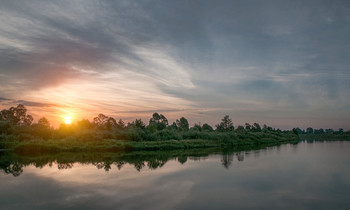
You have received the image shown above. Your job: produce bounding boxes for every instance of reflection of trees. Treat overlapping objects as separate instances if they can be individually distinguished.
[220,152,245,169]
[133,161,145,171]
[93,161,112,172]
[57,163,73,170]
[115,161,125,170]
[177,156,187,164]
[3,162,24,177]
[0,147,255,176]
[147,159,166,170]
[236,152,244,162]
[221,153,233,169]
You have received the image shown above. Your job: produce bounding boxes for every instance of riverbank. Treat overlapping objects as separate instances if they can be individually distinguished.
[299,133,350,141]
[1,132,299,155]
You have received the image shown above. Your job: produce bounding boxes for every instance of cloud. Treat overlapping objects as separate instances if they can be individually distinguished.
[0,0,350,129]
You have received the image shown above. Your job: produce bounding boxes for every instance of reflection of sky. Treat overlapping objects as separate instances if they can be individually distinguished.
[1,142,350,209]
[1,1,350,129]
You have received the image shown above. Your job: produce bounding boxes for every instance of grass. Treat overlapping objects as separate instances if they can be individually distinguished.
[0,132,300,155]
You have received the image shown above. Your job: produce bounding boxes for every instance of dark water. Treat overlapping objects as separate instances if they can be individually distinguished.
[1,141,350,209]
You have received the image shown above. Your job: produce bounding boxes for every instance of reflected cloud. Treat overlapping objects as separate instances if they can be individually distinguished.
[1,142,350,209]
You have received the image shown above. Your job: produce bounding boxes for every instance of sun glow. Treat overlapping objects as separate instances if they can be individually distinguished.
[63,116,73,124]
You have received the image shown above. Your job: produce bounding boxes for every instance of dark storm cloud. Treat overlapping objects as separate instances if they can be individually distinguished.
[0,0,350,128]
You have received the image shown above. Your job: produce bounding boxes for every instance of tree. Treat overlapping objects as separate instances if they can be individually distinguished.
[338,128,344,134]
[235,125,245,132]
[76,119,93,129]
[149,112,168,131]
[33,117,52,139]
[216,115,234,132]
[116,119,125,129]
[325,129,334,134]
[314,128,325,134]
[106,117,117,130]
[169,122,178,130]
[93,114,109,128]
[252,123,261,132]
[306,127,314,134]
[93,114,116,130]
[245,123,251,131]
[176,117,189,131]
[191,123,202,131]
[292,128,299,135]
[38,117,50,129]
[0,104,33,126]
[128,119,146,129]
[202,123,213,132]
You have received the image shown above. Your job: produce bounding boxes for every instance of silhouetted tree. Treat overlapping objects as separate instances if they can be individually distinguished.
[306,127,314,134]
[236,125,245,132]
[245,123,251,131]
[76,119,93,129]
[38,117,50,129]
[314,128,325,134]
[176,117,189,131]
[325,129,334,134]
[216,115,234,132]
[116,119,125,129]
[106,117,117,130]
[293,127,303,135]
[93,114,116,130]
[202,123,213,132]
[169,122,178,130]
[0,104,33,126]
[191,123,202,131]
[128,119,146,129]
[149,112,168,131]
[252,123,261,132]
[338,128,344,134]
[93,114,109,128]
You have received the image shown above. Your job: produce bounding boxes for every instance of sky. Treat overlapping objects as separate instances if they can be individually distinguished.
[0,0,350,129]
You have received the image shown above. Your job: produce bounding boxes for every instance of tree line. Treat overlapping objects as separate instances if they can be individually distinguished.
[0,104,347,142]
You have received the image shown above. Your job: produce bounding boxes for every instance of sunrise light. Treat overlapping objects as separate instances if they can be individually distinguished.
[63,116,73,124]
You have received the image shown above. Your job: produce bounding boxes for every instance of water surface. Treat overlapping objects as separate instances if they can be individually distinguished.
[1,141,350,209]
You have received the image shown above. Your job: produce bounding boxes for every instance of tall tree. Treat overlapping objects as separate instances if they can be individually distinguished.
[38,117,50,129]
[216,115,234,132]
[149,112,168,130]
[0,104,33,126]
[176,117,189,131]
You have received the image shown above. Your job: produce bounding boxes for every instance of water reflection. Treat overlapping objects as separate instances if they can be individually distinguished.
[1,142,350,210]
[1,148,256,176]
[0,143,303,176]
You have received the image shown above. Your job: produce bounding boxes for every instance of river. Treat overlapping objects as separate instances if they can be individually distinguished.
[1,141,349,209]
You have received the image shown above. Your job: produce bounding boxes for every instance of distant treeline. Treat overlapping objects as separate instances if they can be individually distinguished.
[0,104,348,152]
[0,104,293,140]
[293,127,347,135]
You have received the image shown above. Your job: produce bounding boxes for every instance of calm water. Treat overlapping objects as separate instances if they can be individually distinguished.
[1,141,350,209]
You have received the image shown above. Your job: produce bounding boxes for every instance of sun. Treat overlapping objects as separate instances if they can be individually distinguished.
[63,116,72,124]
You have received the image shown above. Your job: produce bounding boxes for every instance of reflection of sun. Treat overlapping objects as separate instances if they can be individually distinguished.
[63,116,72,124]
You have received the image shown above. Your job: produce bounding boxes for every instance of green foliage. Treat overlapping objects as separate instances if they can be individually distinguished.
[191,123,202,131]
[1,104,349,154]
[216,115,234,132]
[0,104,33,126]
[176,117,189,131]
[128,119,146,129]
[202,123,213,132]
[148,112,168,131]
